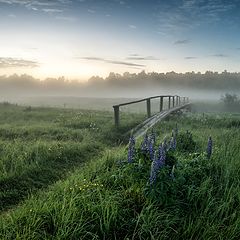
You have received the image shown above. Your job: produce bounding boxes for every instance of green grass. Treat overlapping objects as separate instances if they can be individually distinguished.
[0,104,239,239]
[0,103,144,212]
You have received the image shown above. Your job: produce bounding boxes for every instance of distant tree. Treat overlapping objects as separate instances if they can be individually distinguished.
[221,93,240,112]
[221,93,239,105]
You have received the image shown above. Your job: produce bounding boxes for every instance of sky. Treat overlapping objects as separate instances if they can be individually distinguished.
[0,0,240,81]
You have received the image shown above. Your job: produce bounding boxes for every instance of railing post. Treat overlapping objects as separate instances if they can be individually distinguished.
[113,105,120,127]
[160,96,163,112]
[168,96,171,109]
[173,96,175,107]
[146,98,151,118]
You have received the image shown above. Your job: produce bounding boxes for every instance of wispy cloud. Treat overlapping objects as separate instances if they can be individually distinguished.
[8,13,16,18]
[174,39,190,45]
[211,54,228,58]
[82,57,105,61]
[126,56,159,60]
[55,16,77,22]
[42,8,63,13]
[107,60,145,67]
[80,57,146,67]
[0,57,39,68]
[87,9,96,14]
[128,24,137,29]
[185,56,197,59]
[155,0,238,33]
[0,0,71,13]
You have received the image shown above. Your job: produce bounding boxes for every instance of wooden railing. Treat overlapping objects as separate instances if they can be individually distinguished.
[113,95,189,127]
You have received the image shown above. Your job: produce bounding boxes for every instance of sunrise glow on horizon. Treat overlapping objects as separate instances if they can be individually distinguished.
[0,0,240,81]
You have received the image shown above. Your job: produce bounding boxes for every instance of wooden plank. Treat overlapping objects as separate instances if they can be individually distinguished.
[133,103,191,139]
[113,95,172,107]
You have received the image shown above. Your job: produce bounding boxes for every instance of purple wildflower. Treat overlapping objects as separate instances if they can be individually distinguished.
[149,145,166,185]
[128,136,135,163]
[141,134,149,153]
[149,139,155,161]
[149,151,158,185]
[157,144,166,167]
[150,129,156,146]
[207,136,213,159]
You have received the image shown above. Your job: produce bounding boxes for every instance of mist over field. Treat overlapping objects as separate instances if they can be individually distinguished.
[1,71,240,106]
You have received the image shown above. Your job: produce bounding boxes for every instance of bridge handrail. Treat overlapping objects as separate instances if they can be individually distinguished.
[113,95,190,127]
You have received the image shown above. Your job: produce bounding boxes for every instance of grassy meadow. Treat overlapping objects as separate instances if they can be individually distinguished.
[0,102,240,239]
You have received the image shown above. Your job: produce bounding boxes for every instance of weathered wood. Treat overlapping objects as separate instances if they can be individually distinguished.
[113,95,189,127]
[160,96,163,112]
[133,103,191,139]
[114,95,172,107]
[113,105,120,127]
[146,98,151,118]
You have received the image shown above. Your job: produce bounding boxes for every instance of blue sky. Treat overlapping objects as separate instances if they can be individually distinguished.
[0,0,239,80]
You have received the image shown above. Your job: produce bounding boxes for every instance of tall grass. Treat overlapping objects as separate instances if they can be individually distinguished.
[0,104,144,212]
[0,111,239,239]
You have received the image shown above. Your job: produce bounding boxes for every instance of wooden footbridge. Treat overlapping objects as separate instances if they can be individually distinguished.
[113,95,191,138]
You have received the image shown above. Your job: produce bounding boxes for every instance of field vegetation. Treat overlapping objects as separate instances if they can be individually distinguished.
[0,103,239,239]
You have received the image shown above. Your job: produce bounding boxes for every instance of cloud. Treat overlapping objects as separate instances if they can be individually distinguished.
[128,24,137,29]
[211,54,228,57]
[126,56,159,60]
[55,16,77,22]
[0,0,71,13]
[8,13,16,18]
[107,60,145,67]
[88,9,96,14]
[80,56,146,68]
[174,39,190,45]
[155,0,238,33]
[42,8,63,13]
[185,56,197,59]
[0,57,39,68]
[82,57,105,61]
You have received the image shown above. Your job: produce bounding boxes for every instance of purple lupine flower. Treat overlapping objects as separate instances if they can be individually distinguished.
[149,145,166,185]
[150,129,156,146]
[149,151,158,185]
[141,133,149,153]
[207,136,213,159]
[128,136,135,163]
[148,139,155,161]
[157,144,166,167]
